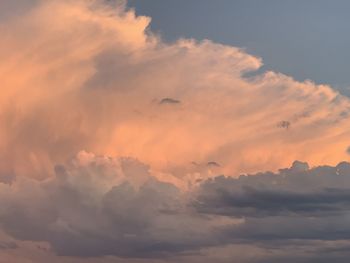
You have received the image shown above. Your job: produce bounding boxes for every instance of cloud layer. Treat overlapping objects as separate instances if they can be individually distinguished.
[1,153,350,262]
[1,0,350,185]
[2,0,350,262]
[0,152,237,258]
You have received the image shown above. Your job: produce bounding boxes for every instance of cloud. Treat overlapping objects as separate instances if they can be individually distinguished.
[0,241,17,250]
[192,161,350,260]
[0,152,232,258]
[1,154,350,262]
[2,0,350,262]
[277,120,291,129]
[207,161,221,167]
[1,0,350,184]
[0,0,39,20]
[159,98,181,105]
[195,161,350,217]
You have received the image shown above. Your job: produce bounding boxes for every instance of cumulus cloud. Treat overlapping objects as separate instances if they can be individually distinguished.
[191,161,350,262]
[0,152,239,259]
[1,0,350,184]
[195,161,350,217]
[1,153,350,262]
[2,0,350,262]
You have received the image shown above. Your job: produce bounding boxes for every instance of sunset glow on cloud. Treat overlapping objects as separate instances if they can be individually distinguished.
[1,0,350,262]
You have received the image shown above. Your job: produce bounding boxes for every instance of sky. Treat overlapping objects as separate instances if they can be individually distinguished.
[1,0,350,262]
[128,0,350,95]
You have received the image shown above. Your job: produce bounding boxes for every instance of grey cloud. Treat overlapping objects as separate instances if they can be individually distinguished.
[0,0,38,20]
[159,98,181,105]
[0,153,220,259]
[207,161,220,167]
[277,120,291,129]
[191,160,350,262]
[2,157,350,262]
[195,161,350,217]
[0,241,17,250]
[195,165,350,262]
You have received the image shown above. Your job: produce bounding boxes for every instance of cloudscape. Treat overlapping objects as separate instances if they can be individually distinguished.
[1,0,350,262]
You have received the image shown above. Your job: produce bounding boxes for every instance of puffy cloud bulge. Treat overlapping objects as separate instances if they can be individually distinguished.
[1,0,350,184]
[2,154,350,262]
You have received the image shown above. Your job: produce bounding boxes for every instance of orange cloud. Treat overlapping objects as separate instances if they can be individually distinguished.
[0,0,350,185]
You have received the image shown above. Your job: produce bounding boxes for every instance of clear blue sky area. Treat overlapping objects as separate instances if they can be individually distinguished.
[128,0,350,95]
